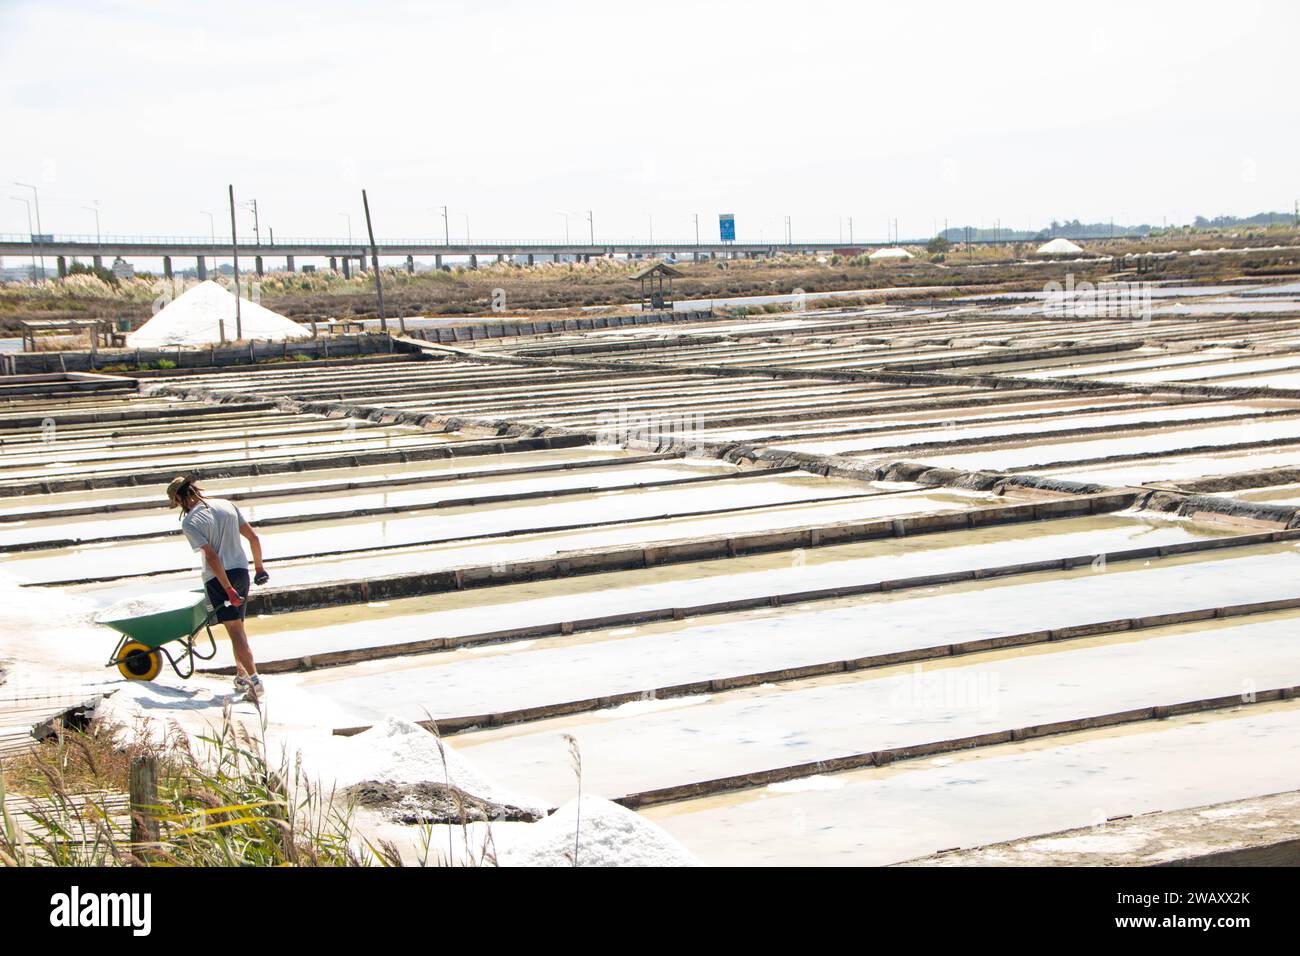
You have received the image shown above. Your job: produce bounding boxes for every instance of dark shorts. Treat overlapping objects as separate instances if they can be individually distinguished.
[205,567,250,623]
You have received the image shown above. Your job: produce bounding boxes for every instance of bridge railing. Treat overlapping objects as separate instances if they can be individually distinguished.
[0,232,923,249]
[0,232,1150,249]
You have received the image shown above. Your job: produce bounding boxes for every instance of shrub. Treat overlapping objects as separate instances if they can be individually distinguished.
[67,262,119,287]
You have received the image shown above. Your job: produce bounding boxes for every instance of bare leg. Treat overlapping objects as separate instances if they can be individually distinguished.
[221,619,258,678]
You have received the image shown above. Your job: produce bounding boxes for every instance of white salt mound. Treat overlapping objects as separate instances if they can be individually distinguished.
[127,280,309,347]
[1035,237,1084,256]
[300,716,545,814]
[96,591,204,622]
[499,795,701,867]
[869,246,914,260]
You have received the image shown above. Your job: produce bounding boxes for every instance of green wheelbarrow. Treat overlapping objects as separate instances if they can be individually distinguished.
[99,592,220,682]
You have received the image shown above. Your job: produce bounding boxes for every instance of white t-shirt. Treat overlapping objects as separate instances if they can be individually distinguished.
[181,498,249,582]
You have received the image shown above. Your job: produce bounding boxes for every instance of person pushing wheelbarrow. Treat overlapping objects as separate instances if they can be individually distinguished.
[167,475,269,701]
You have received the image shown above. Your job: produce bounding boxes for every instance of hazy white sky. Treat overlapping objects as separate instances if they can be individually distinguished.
[2,0,1295,243]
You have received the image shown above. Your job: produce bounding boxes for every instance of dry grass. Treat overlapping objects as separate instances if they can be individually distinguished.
[5,227,1300,333]
[0,713,432,867]
[2,721,134,797]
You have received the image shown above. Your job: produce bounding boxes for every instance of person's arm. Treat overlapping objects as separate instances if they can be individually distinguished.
[199,543,238,602]
[240,522,266,577]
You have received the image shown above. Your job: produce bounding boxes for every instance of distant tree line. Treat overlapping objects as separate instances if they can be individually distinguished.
[1192,211,1295,229]
[937,210,1296,243]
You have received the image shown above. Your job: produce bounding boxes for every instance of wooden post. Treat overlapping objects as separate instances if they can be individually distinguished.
[229,184,243,341]
[129,755,160,862]
[361,189,393,333]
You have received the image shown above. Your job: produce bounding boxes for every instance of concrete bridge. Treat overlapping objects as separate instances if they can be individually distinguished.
[0,233,995,279]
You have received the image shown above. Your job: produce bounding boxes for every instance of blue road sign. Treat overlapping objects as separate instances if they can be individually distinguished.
[719,214,735,242]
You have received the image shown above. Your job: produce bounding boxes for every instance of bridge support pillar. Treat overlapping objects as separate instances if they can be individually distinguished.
[162,256,172,279]
[57,255,67,278]
[342,257,351,278]
[285,255,295,273]
[469,254,478,269]
[357,255,366,273]
[527,253,534,266]
[93,254,103,269]
[496,253,504,263]
[329,256,337,271]
[197,257,207,279]
[406,254,414,273]
[435,254,443,269]
[254,255,263,277]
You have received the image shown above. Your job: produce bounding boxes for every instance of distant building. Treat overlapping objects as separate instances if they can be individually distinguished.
[630,261,684,311]
[111,257,135,280]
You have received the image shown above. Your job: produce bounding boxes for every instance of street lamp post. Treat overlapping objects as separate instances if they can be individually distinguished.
[587,210,594,245]
[236,199,258,244]
[9,195,36,279]
[82,201,101,246]
[201,211,215,277]
[13,182,45,279]
[81,201,101,273]
[241,199,260,245]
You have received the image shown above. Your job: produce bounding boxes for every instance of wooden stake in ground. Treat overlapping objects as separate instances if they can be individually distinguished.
[361,189,400,333]
[228,184,242,341]
[129,754,160,863]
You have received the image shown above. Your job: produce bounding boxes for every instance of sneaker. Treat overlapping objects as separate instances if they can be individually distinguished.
[232,674,263,701]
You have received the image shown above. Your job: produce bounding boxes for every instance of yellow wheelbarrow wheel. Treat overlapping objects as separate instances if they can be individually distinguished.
[117,641,162,681]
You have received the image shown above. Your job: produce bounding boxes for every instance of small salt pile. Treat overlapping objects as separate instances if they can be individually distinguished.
[869,246,914,260]
[499,795,701,867]
[95,591,203,623]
